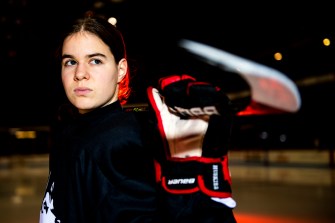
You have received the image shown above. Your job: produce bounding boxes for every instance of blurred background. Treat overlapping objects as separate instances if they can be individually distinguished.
[0,0,334,222]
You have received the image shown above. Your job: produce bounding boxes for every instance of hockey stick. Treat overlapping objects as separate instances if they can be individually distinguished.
[178,39,302,114]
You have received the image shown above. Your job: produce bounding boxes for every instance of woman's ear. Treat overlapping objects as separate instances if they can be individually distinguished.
[117,58,128,83]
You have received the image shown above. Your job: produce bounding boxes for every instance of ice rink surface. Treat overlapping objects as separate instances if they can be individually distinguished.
[0,153,334,223]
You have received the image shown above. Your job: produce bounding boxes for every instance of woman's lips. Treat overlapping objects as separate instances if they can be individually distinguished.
[74,87,92,96]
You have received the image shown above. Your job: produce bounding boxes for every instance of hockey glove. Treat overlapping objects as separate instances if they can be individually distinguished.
[147,74,234,199]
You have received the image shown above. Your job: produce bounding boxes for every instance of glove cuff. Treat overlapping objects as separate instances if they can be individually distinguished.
[156,156,232,198]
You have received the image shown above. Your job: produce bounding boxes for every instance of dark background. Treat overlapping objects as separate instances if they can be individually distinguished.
[0,0,334,148]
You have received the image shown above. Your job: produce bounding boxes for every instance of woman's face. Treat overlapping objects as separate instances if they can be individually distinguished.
[61,31,127,114]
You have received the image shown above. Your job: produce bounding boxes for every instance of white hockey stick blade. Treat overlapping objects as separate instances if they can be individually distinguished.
[178,39,301,113]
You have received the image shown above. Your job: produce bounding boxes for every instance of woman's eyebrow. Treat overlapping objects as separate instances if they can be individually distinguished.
[61,54,74,60]
[87,53,106,58]
[61,53,107,60]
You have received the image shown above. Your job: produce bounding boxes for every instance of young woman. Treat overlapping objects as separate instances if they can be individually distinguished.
[39,12,237,223]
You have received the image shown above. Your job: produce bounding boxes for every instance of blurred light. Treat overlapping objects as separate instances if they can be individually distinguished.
[108,17,117,26]
[273,52,282,61]
[15,130,36,139]
[93,1,105,9]
[279,134,287,142]
[259,131,268,140]
[295,73,335,87]
[322,38,331,46]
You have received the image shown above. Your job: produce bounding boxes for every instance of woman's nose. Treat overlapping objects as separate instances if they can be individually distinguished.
[74,64,89,81]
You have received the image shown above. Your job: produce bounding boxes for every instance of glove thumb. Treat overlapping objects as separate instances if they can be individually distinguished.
[147,87,165,113]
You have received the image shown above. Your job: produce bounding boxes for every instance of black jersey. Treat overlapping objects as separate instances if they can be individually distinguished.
[39,100,237,223]
[39,101,159,222]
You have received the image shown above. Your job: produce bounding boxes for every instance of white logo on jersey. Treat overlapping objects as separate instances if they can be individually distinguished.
[39,172,60,223]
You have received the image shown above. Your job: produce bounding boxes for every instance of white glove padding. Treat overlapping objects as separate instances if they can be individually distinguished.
[150,87,208,158]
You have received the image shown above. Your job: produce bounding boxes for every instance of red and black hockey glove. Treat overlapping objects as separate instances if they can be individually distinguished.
[147,74,235,201]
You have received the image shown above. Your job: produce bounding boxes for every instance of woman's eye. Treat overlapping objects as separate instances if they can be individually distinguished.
[64,60,77,66]
[90,59,102,65]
